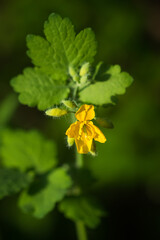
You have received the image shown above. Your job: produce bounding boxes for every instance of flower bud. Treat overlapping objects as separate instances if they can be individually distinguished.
[45,108,68,117]
[68,66,79,82]
[80,75,88,84]
[62,100,77,109]
[79,62,90,77]
[67,137,75,147]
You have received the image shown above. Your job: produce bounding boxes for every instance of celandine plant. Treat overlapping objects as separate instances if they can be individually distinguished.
[0,13,133,240]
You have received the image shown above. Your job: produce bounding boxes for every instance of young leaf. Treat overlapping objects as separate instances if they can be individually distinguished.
[0,169,32,199]
[79,64,133,105]
[1,129,57,173]
[44,13,97,70]
[11,13,97,110]
[11,68,70,110]
[26,35,66,81]
[26,13,97,81]
[19,167,72,218]
[27,13,97,79]
[59,196,105,229]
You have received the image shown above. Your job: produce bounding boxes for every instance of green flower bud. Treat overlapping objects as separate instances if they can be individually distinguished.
[68,66,79,82]
[45,108,68,117]
[67,137,75,147]
[79,62,90,77]
[80,75,88,84]
[62,100,77,109]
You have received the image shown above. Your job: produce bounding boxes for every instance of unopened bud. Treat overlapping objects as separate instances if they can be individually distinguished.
[90,140,96,156]
[95,118,114,129]
[45,108,68,117]
[67,137,75,147]
[62,100,77,109]
[69,66,79,82]
[80,75,88,84]
[79,62,90,77]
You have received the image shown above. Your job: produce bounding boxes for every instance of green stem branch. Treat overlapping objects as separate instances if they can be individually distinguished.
[72,84,79,100]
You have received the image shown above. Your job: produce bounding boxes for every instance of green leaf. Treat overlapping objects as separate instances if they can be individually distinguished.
[1,129,57,173]
[27,13,97,79]
[44,13,97,69]
[79,64,133,105]
[70,28,97,67]
[26,35,66,81]
[59,196,105,229]
[11,13,97,110]
[0,168,32,199]
[11,68,70,110]
[19,167,72,218]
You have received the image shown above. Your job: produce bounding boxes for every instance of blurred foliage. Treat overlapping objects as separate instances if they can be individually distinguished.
[59,196,105,228]
[19,167,72,218]
[0,0,160,239]
[1,129,57,172]
[0,168,32,199]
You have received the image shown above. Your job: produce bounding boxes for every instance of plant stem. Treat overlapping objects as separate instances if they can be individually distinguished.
[76,221,88,240]
[69,93,88,240]
[74,149,88,240]
[73,85,78,100]
[75,149,83,168]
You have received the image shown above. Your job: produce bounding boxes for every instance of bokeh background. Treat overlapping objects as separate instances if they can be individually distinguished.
[0,0,160,239]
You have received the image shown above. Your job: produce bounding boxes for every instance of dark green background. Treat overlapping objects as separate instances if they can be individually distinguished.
[0,0,160,239]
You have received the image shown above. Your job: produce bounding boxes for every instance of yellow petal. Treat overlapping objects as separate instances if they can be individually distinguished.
[75,104,95,121]
[66,121,79,138]
[92,124,106,143]
[75,137,93,154]
[84,122,95,138]
[66,121,84,139]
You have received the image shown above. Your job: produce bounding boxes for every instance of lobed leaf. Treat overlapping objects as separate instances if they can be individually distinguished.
[1,129,57,173]
[19,167,72,218]
[11,13,97,110]
[26,35,66,81]
[11,68,70,110]
[44,13,97,70]
[79,64,133,105]
[0,168,32,199]
[59,196,105,229]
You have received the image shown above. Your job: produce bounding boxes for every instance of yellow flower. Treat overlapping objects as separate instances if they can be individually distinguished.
[66,104,106,154]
